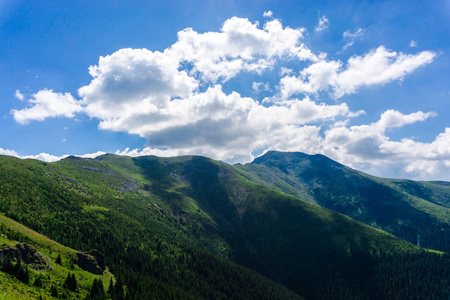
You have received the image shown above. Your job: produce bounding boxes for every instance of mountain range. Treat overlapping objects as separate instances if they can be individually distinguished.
[0,151,449,299]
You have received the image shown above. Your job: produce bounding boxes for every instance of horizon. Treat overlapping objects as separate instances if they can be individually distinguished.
[1,149,448,183]
[1,1,449,180]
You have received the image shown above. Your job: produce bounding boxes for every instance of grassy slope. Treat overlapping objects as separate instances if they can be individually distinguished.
[236,151,450,250]
[0,214,113,299]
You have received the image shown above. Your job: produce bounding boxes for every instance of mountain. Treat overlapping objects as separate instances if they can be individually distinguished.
[0,153,449,299]
[236,151,450,250]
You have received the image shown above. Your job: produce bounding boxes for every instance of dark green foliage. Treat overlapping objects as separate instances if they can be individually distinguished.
[50,285,58,297]
[64,272,78,292]
[34,275,43,288]
[56,254,62,265]
[16,263,30,284]
[86,278,106,300]
[111,276,124,300]
[1,259,30,284]
[11,260,21,277]
[1,256,14,274]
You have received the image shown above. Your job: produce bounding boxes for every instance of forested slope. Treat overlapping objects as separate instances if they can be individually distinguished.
[236,151,450,250]
[0,153,449,299]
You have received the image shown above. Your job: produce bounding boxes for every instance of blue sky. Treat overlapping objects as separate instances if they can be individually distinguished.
[1,0,449,180]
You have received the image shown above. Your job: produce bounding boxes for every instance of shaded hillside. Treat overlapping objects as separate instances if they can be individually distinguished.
[0,153,449,299]
[236,151,450,250]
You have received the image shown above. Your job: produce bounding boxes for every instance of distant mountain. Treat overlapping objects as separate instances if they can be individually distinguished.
[235,151,450,250]
[0,153,449,299]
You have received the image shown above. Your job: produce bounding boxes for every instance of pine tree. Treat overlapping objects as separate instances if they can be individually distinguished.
[12,260,21,276]
[16,264,30,284]
[51,285,58,298]
[112,276,125,300]
[2,256,13,274]
[88,278,106,300]
[64,272,78,292]
[34,275,43,288]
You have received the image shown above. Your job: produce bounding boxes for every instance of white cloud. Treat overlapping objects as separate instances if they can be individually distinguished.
[280,59,341,97]
[343,28,364,39]
[0,148,20,157]
[79,48,198,120]
[410,40,417,47]
[334,46,435,97]
[10,15,446,180]
[91,85,356,162]
[339,41,354,54]
[315,15,329,32]
[319,110,450,180]
[0,148,68,162]
[281,46,436,98]
[376,109,436,128]
[168,16,316,82]
[339,28,364,53]
[78,151,107,159]
[263,10,273,18]
[252,82,270,92]
[0,148,106,162]
[115,147,181,158]
[12,89,83,124]
[280,67,293,76]
[15,90,24,101]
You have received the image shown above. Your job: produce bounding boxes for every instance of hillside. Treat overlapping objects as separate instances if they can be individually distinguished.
[236,151,450,250]
[0,213,114,299]
[0,153,449,299]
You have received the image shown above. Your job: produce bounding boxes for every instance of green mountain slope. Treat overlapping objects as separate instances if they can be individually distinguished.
[0,155,301,299]
[0,213,114,299]
[0,153,449,299]
[236,151,450,250]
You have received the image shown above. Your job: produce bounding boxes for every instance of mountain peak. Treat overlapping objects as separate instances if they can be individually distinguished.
[251,151,342,168]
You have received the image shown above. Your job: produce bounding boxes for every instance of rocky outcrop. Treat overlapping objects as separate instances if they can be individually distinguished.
[75,249,106,275]
[0,243,48,270]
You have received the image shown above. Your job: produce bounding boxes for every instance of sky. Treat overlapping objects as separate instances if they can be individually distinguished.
[1,0,449,180]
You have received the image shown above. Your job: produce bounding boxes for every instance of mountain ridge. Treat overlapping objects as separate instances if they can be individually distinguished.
[0,152,449,298]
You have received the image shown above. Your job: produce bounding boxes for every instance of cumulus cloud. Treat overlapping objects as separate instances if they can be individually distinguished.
[320,110,450,180]
[87,84,356,162]
[12,89,83,124]
[167,16,316,82]
[410,40,417,47]
[0,148,20,157]
[315,15,329,32]
[0,147,68,162]
[10,15,446,180]
[79,48,198,120]
[281,46,436,98]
